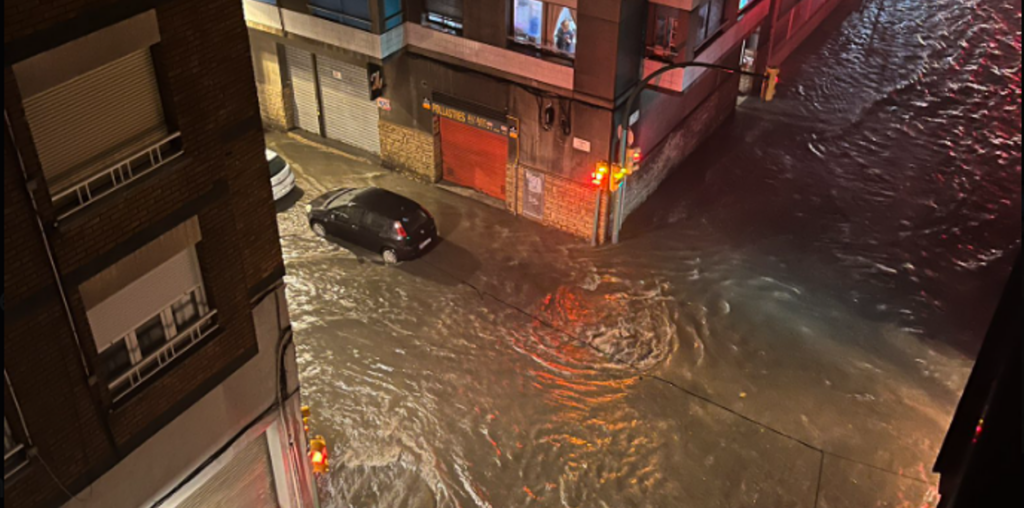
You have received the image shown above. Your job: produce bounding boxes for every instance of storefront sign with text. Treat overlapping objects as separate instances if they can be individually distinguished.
[429,102,510,137]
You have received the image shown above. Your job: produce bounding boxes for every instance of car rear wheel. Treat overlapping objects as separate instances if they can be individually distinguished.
[382,248,399,265]
[312,222,327,238]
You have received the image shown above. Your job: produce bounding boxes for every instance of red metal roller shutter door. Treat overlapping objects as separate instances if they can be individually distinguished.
[440,117,508,200]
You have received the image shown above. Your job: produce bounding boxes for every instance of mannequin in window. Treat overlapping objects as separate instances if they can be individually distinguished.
[555,18,576,54]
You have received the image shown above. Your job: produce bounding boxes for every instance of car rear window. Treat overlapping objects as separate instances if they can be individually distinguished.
[363,212,393,235]
[269,156,288,177]
[402,209,431,230]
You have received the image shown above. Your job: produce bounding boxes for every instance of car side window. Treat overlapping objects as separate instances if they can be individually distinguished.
[335,205,363,223]
[363,212,392,236]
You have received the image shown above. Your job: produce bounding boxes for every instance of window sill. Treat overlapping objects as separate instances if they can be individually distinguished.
[506,40,575,68]
[422,22,462,37]
[646,47,681,63]
[50,132,185,224]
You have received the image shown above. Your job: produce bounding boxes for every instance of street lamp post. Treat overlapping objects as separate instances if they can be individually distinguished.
[610,62,778,244]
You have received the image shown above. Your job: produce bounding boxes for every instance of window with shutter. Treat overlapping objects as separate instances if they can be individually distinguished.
[81,218,218,402]
[23,50,169,196]
[13,10,180,219]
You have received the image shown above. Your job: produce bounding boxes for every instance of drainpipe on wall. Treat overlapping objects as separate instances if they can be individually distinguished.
[5,110,93,381]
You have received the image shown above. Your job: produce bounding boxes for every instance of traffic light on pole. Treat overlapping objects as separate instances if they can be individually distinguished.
[592,162,610,188]
[301,406,311,436]
[612,164,626,187]
[309,435,329,474]
[762,66,781,102]
[625,147,642,175]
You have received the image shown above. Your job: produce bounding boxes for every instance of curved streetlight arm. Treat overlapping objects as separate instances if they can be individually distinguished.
[619,61,767,160]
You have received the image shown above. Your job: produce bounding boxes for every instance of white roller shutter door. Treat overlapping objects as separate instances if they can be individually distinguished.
[286,46,321,135]
[317,55,381,155]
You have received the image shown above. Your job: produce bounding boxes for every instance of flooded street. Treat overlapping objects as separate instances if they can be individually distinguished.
[273,0,1021,506]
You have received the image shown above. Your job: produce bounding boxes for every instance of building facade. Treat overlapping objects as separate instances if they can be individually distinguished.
[244,0,846,241]
[4,1,318,508]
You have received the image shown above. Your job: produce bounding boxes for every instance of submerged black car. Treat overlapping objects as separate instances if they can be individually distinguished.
[306,187,438,264]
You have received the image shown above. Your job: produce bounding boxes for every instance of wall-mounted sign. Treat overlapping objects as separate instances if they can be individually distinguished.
[523,170,545,220]
[430,102,511,137]
[368,63,385,100]
[332,70,343,80]
[572,137,592,153]
[377,98,392,111]
[629,110,641,126]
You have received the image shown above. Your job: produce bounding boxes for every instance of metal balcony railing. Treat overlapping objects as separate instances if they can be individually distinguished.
[109,310,219,403]
[52,132,185,221]
[4,418,28,481]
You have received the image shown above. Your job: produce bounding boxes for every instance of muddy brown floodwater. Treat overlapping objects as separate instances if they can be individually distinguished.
[275,0,1021,506]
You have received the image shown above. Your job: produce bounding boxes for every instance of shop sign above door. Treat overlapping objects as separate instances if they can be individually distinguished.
[428,101,511,137]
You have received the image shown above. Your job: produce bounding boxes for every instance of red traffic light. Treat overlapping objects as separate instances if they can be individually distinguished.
[309,435,330,474]
[592,162,610,187]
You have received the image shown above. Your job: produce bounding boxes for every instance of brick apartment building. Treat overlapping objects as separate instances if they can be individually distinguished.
[4,1,318,508]
[242,0,844,242]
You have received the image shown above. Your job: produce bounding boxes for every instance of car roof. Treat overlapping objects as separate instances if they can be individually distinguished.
[352,188,421,219]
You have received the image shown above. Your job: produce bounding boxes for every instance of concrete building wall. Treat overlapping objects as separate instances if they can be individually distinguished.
[614,0,650,100]
[382,52,510,133]
[769,0,845,65]
[575,1,623,102]
[510,86,613,183]
[250,32,290,131]
[463,0,512,48]
[624,72,741,219]
[58,287,305,508]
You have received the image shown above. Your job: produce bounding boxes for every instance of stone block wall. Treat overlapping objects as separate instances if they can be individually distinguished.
[508,163,603,240]
[380,121,439,182]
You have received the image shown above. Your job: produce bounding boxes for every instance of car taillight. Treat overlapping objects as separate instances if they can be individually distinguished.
[394,221,408,240]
